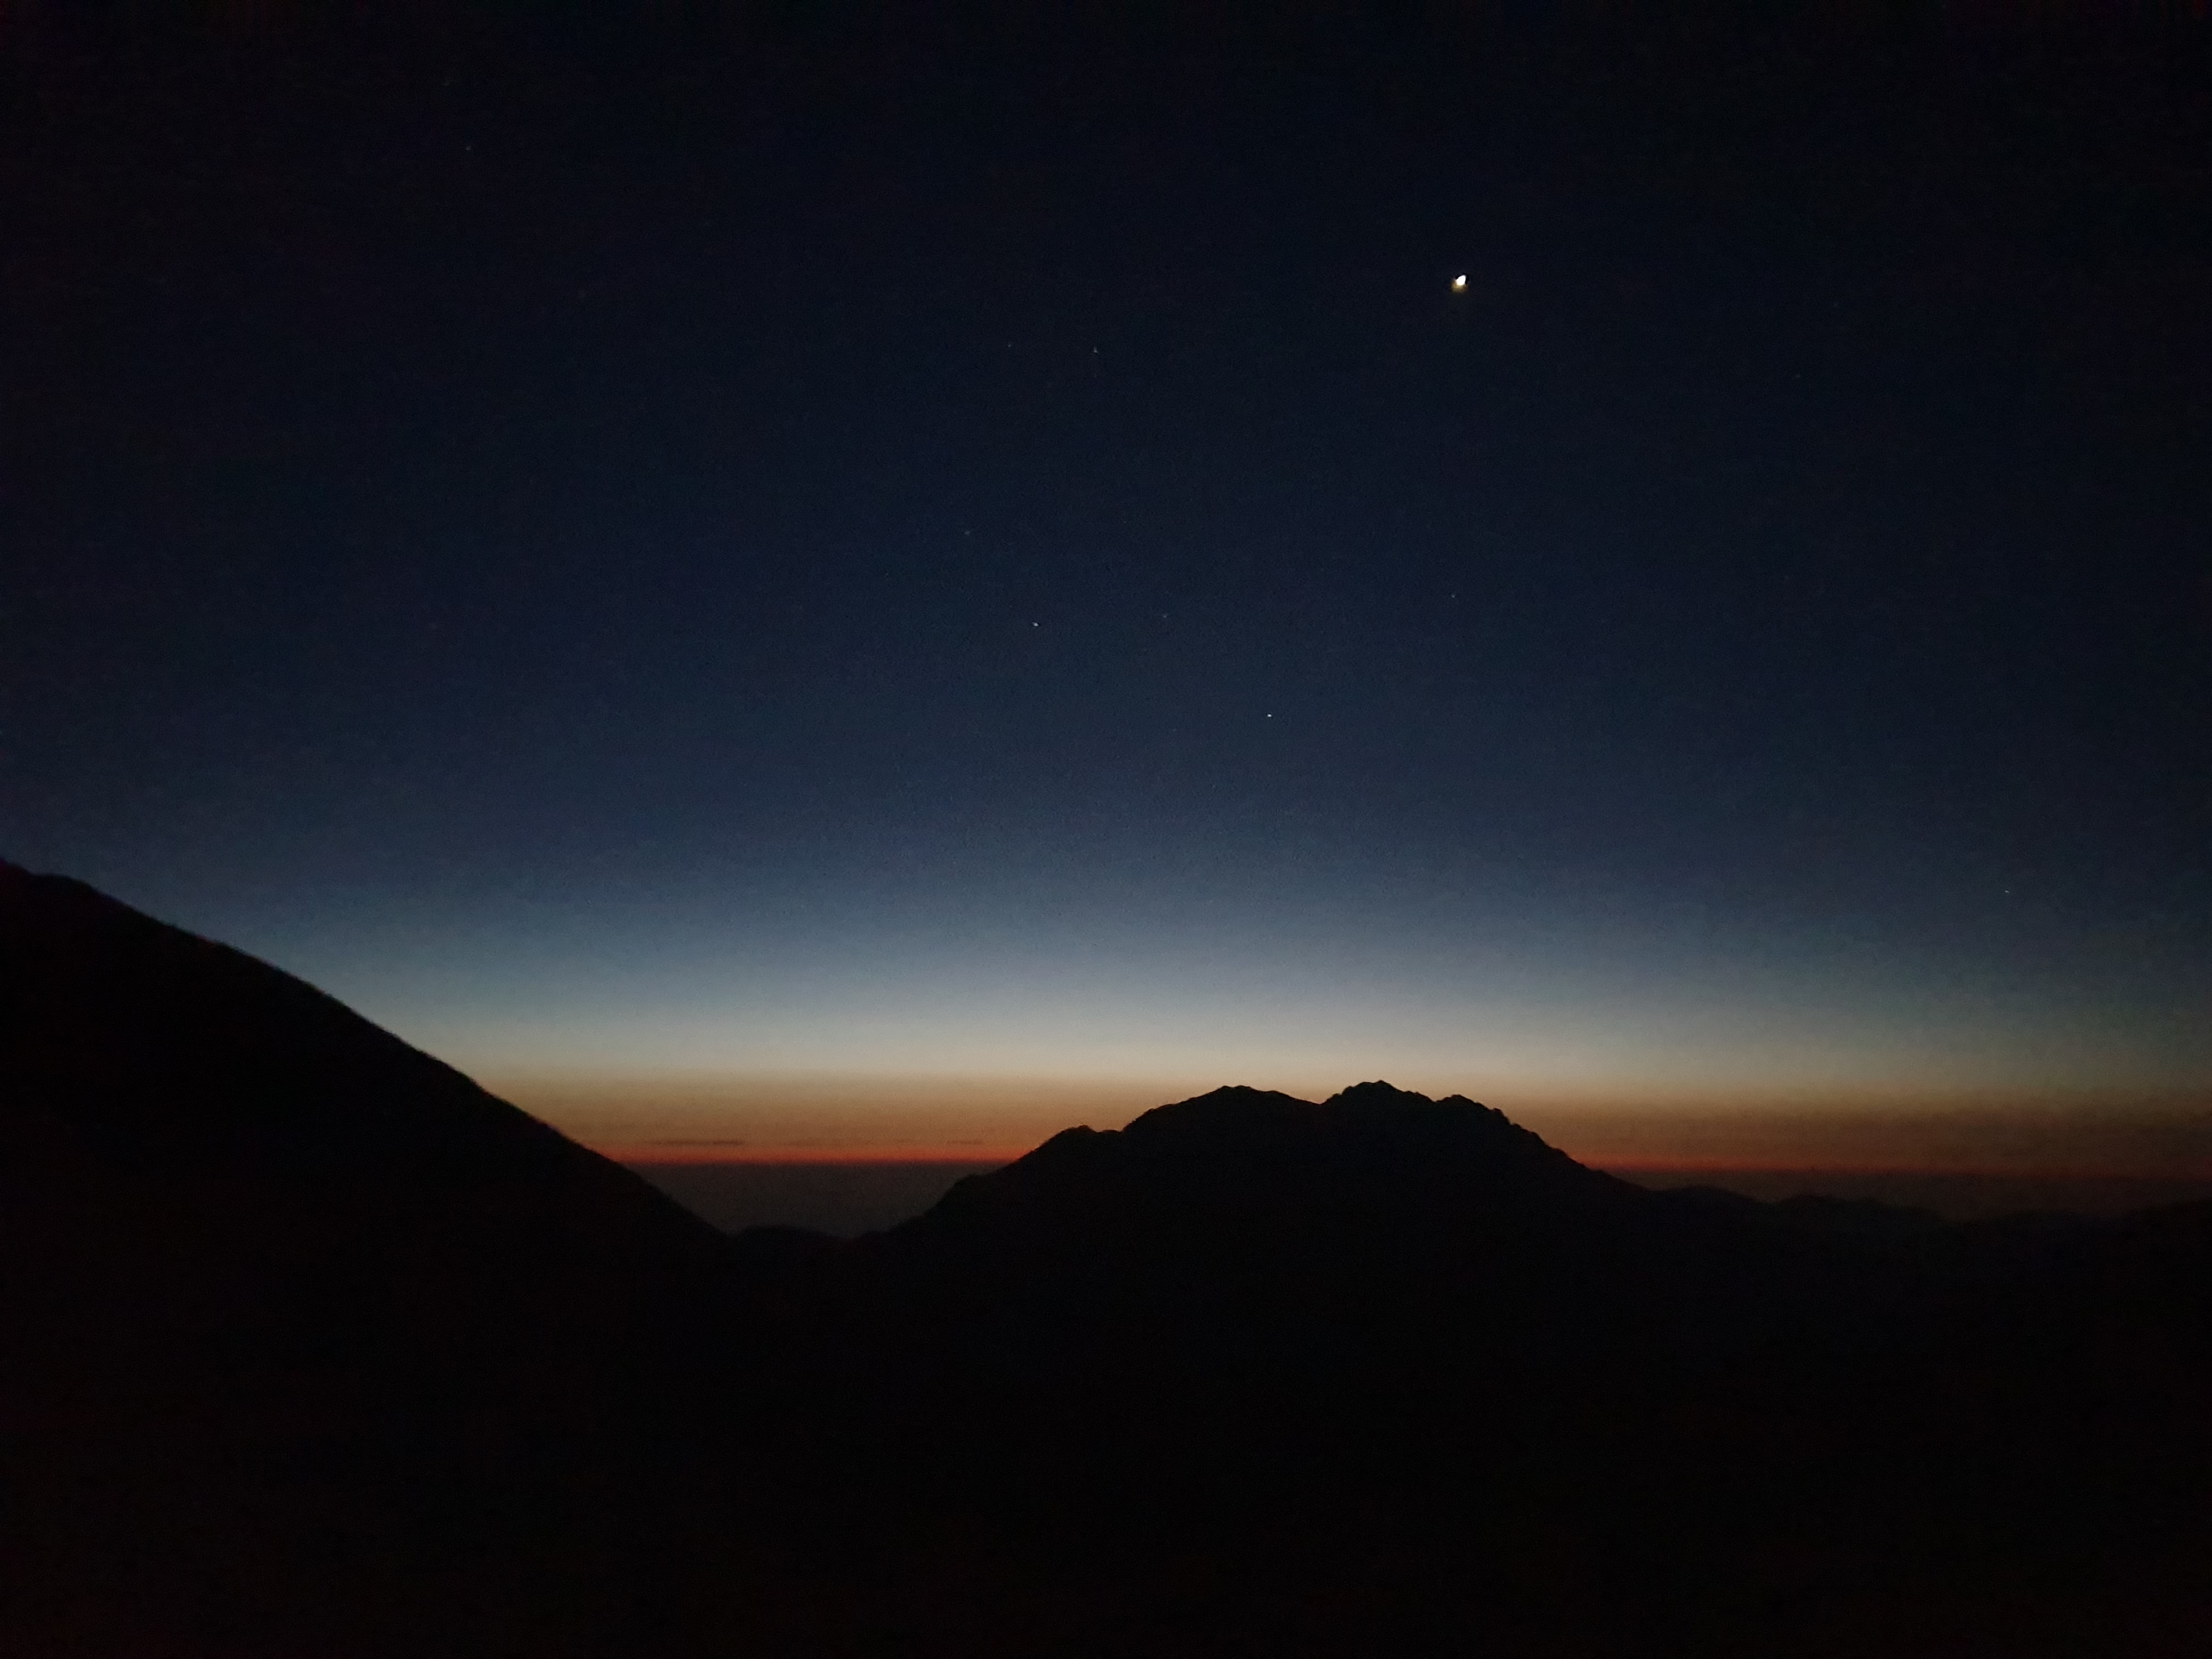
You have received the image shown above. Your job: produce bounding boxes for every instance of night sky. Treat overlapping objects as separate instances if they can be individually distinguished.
[6,5,2208,1170]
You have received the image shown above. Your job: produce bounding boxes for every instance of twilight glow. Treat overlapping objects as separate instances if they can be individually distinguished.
[87,834,2209,1177]
[8,3,2206,1189]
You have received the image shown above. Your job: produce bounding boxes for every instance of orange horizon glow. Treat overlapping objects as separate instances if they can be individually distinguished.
[601,1143,1039,1167]
[599,1142,2212,1181]
[1585,1153,2212,1180]
[507,1070,2211,1184]
[604,1147,2212,1180]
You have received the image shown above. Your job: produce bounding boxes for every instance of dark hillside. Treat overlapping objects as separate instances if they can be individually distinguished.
[728,1085,2212,1656]
[0,862,720,1656]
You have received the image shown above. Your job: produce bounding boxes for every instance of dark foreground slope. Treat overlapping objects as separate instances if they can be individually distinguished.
[4,867,2208,1656]
[0,864,721,1655]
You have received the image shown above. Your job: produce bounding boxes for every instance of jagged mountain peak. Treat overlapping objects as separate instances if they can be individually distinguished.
[904,1081,1622,1249]
[1321,1078,1430,1109]
[1120,1084,1323,1143]
[1109,1079,1565,1166]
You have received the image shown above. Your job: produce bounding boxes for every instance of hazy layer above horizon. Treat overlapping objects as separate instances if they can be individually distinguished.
[485,1069,2212,1184]
[178,864,2209,1182]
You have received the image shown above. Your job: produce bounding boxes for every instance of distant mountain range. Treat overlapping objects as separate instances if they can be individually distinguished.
[4,861,2207,1656]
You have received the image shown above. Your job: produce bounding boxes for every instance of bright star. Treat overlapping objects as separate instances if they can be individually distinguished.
[1451,274,1468,292]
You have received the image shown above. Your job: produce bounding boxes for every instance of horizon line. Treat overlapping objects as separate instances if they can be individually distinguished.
[601,1144,2212,1182]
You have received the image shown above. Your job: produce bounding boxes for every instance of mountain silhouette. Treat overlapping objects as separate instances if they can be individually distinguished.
[4,866,2208,1656]
[718,1083,2212,1655]
[0,863,718,1655]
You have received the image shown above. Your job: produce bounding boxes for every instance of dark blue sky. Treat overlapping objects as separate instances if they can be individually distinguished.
[5,5,2208,1158]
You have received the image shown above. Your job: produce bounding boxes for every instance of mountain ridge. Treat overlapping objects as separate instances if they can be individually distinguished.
[899,1079,1632,1245]
[0,857,709,1243]
[0,862,726,1656]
